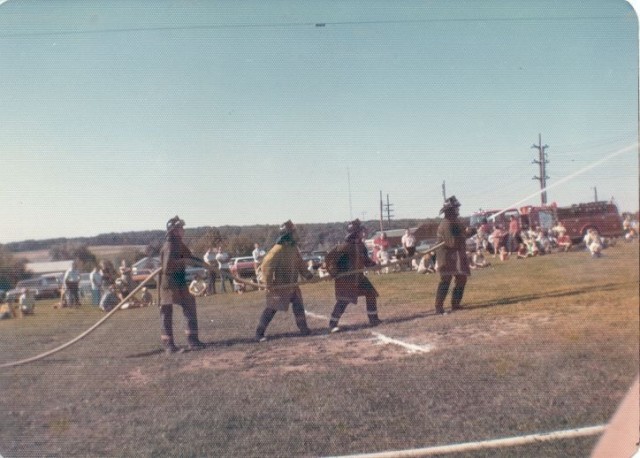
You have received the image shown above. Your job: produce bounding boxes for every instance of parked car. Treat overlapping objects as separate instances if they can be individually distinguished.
[131,256,206,286]
[131,257,160,287]
[229,256,256,279]
[5,274,62,303]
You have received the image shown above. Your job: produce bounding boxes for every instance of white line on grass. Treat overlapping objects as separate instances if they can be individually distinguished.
[371,332,433,354]
[327,424,607,458]
[305,310,432,354]
[305,311,330,321]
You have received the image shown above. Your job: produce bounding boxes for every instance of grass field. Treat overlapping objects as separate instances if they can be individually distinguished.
[0,243,638,457]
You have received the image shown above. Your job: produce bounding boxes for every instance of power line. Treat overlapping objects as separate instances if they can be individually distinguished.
[0,15,629,38]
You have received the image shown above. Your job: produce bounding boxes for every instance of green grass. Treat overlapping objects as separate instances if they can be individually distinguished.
[0,243,637,457]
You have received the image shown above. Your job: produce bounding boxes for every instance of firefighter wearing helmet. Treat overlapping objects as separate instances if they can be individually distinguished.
[255,220,314,342]
[324,219,381,333]
[434,196,471,314]
[158,216,209,353]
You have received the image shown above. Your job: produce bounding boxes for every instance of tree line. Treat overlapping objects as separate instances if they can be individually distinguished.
[0,219,438,290]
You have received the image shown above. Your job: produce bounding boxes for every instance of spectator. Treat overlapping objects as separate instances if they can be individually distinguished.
[416,253,436,274]
[507,215,520,253]
[490,225,504,257]
[401,229,417,258]
[535,229,552,254]
[476,224,489,251]
[499,246,509,261]
[118,259,134,298]
[623,215,638,242]
[99,260,117,288]
[307,259,316,277]
[63,261,81,307]
[316,262,330,278]
[140,287,153,307]
[99,285,120,312]
[18,288,36,316]
[584,229,603,258]
[517,241,531,259]
[376,247,390,274]
[553,221,573,251]
[372,232,390,266]
[203,247,218,295]
[252,243,266,283]
[89,266,103,306]
[472,248,490,268]
[233,278,246,294]
[215,246,233,293]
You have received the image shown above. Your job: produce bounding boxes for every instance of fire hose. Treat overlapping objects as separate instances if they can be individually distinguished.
[231,242,445,291]
[1,242,444,368]
[0,267,162,369]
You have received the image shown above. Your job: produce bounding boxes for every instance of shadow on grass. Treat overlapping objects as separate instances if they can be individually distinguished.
[467,282,631,311]
[125,281,633,359]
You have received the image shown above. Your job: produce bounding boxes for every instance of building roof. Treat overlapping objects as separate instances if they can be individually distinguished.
[25,260,74,275]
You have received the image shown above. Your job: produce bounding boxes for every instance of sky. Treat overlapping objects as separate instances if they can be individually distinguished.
[0,0,638,244]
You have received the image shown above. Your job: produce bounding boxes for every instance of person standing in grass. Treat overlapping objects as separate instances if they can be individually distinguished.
[434,196,471,314]
[89,265,103,306]
[158,216,208,354]
[325,219,381,333]
[255,220,314,342]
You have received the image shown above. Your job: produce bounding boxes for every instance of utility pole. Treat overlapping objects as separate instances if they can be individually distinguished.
[379,190,384,232]
[441,181,447,201]
[531,133,550,205]
[384,194,394,225]
[347,168,353,220]
[592,186,598,202]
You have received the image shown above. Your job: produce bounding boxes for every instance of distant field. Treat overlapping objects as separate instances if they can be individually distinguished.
[0,243,637,457]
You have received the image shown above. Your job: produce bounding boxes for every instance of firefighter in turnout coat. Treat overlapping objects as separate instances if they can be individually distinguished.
[158,216,208,353]
[255,220,314,342]
[434,196,471,314]
[325,219,381,333]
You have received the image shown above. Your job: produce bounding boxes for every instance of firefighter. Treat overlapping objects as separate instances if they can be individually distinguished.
[158,216,208,354]
[325,219,381,333]
[434,196,471,314]
[255,220,314,342]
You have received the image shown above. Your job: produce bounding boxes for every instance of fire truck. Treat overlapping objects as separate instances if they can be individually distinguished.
[470,201,623,243]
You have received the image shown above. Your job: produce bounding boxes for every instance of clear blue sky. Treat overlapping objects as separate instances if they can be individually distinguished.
[0,0,637,244]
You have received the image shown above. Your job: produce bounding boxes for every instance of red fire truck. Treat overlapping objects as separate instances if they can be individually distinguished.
[470,201,623,243]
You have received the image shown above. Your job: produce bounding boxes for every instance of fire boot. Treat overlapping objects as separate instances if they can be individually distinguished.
[162,335,180,355]
[187,334,206,351]
[451,285,466,311]
[435,280,450,314]
[366,297,382,326]
[256,308,276,342]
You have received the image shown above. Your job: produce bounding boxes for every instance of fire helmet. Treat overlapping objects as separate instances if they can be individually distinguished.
[166,216,185,233]
[439,196,461,214]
